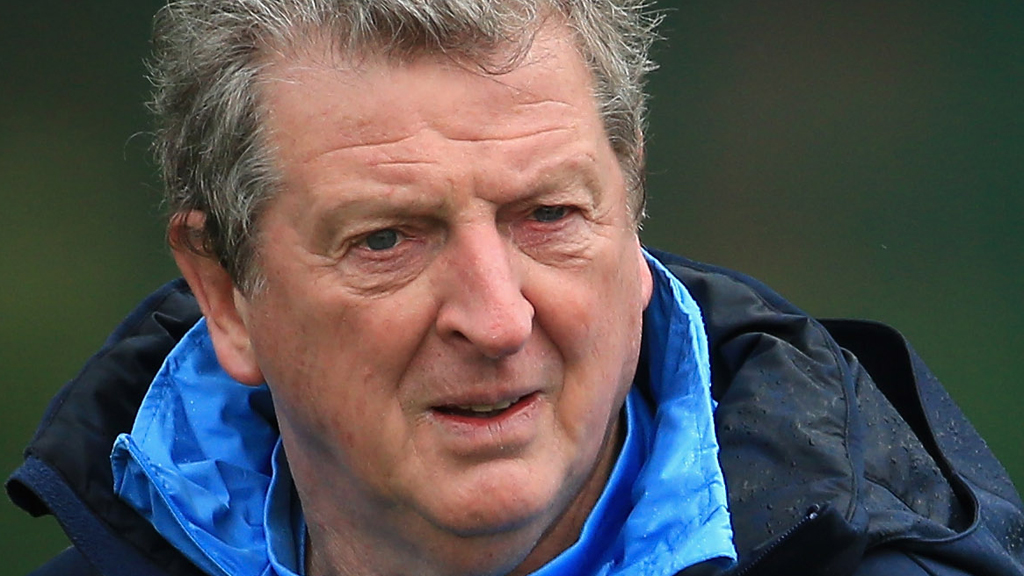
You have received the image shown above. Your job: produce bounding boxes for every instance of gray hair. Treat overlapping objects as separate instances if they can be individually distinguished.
[152,0,660,294]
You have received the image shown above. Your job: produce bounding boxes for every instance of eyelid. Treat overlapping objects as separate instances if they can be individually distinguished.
[343,218,418,246]
[344,219,443,259]
[501,189,585,219]
[530,204,572,222]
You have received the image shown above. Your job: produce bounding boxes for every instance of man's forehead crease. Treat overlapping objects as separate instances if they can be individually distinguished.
[290,110,579,170]
[292,129,433,169]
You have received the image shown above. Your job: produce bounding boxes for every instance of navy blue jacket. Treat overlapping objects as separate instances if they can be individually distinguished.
[8,252,1024,576]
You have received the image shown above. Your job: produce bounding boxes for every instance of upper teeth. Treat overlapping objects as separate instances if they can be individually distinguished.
[457,400,514,413]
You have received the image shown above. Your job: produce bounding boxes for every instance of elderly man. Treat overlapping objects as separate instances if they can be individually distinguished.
[7,1,1024,576]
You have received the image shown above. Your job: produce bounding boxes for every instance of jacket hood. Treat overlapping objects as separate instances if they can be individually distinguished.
[110,320,296,576]
[107,251,735,576]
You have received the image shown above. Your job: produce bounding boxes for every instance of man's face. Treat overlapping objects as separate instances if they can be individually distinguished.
[227,25,652,569]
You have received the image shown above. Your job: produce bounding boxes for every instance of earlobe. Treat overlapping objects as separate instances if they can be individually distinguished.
[170,211,265,386]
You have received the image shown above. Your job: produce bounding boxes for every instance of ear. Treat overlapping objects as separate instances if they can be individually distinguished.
[635,236,653,309]
[170,211,265,386]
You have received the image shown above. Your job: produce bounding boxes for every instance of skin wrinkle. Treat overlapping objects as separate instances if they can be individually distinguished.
[258,45,583,170]
[370,159,438,167]
[261,40,580,169]
[286,114,576,168]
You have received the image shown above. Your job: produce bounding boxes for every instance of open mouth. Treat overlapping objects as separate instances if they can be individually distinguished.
[433,393,536,419]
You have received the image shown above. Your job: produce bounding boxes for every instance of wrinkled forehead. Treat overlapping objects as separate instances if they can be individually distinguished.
[253,18,598,142]
[256,21,604,171]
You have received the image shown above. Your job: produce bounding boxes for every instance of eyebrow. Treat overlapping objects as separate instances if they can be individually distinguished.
[528,150,606,204]
[306,188,448,251]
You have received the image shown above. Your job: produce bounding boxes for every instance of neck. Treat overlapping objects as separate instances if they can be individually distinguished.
[303,416,624,576]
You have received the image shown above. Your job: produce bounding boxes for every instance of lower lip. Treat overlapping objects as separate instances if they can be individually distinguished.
[428,393,541,451]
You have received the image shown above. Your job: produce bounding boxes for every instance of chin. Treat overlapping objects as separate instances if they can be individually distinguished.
[435,492,557,539]
[421,467,568,539]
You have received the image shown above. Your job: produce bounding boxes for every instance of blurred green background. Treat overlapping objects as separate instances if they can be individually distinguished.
[2,1,1021,573]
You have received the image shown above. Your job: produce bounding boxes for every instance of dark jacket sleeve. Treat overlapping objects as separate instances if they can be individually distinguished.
[29,548,101,576]
[853,549,978,576]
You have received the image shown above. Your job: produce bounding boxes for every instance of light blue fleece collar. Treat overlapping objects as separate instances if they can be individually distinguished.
[616,251,736,574]
[111,250,734,576]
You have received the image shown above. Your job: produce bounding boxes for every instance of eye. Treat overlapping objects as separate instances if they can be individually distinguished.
[531,205,570,223]
[362,228,402,251]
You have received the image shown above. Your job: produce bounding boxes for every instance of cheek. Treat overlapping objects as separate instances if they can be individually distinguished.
[249,287,436,450]
[261,320,426,495]
[530,241,645,357]
[529,240,646,427]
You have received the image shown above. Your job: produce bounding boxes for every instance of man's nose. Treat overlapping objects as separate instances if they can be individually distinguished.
[435,226,534,360]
